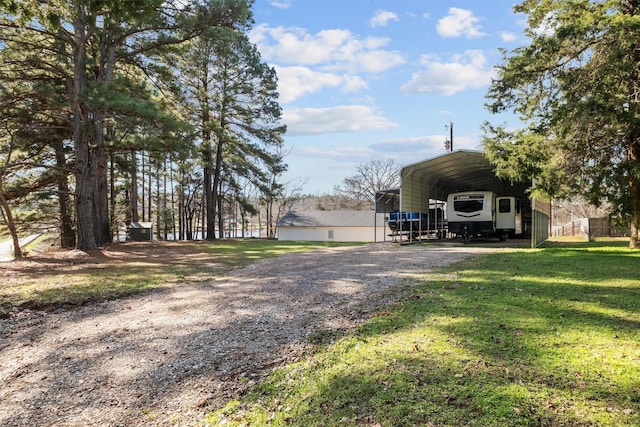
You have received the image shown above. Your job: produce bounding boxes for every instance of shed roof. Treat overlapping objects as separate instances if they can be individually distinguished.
[278,210,385,228]
[129,222,153,229]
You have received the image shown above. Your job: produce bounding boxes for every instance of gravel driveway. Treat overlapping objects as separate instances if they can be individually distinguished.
[0,243,497,426]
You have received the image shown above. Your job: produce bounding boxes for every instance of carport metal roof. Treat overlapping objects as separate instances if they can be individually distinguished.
[375,150,550,247]
[399,149,531,212]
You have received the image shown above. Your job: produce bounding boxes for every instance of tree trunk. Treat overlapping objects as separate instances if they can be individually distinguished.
[141,151,145,222]
[217,180,224,238]
[58,178,76,248]
[75,125,96,250]
[169,156,177,240]
[202,103,215,239]
[92,28,119,246]
[240,205,246,239]
[109,151,116,240]
[156,161,161,239]
[0,189,22,259]
[148,157,152,223]
[629,143,640,248]
[212,127,226,240]
[73,9,98,251]
[204,147,215,239]
[178,165,184,240]
[163,155,168,240]
[198,192,203,238]
[54,139,75,248]
[93,116,111,245]
[130,150,139,223]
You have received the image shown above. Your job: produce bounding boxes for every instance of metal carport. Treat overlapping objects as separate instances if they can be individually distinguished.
[376,150,550,247]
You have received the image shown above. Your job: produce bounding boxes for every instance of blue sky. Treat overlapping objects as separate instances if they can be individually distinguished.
[249,0,525,194]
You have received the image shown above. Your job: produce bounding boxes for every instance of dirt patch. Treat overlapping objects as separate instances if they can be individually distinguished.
[0,242,500,426]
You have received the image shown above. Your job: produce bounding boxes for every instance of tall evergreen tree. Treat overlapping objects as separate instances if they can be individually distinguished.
[484,0,640,248]
[1,0,252,250]
[0,30,75,248]
[176,28,285,239]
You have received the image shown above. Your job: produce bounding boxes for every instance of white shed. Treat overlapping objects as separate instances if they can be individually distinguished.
[278,210,387,242]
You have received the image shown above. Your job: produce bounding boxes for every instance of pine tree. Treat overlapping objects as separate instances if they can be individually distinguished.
[175,28,286,239]
[484,0,640,248]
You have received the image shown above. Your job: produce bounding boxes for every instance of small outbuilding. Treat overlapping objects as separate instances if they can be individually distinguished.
[128,222,153,241]
[278,210,386,242]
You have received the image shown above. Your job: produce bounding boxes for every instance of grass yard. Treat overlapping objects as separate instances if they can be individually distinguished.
[208,241,640,426]
[0,238,361,317]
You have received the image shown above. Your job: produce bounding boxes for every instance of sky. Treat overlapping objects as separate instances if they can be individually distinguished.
[249,0,525,194]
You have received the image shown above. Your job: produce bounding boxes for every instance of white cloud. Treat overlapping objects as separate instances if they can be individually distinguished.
[341,74,369,93]
[500,31,517,42]
[370,10,399,28]
[531,11,557,37]
[295,146,376,162]
[275,66,341,103]
[400,50,495,96]
[249,24,405,74]
[370,135,446,153]
[283,105,397,136]
[348,49,406,74]
[364,135,479,168]
[270,0,291,9]
[370,135,481,159]
[437,7,485,39]
[275,66,367,103]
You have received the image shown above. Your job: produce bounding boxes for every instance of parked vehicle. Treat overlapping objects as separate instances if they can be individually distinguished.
[446,191,522,242]
[387,207,446,239]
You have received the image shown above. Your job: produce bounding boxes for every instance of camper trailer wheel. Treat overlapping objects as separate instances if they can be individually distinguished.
[462,226,470,244]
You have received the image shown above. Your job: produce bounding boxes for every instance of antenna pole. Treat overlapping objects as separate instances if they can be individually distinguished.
[444,121,454,152]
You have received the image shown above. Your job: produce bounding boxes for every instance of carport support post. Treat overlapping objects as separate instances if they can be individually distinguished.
[374,191,390,243]
[400,166,415,244]
[373,210,377,242]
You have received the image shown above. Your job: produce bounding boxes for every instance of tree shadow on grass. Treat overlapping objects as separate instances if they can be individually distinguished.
[247,247,640,426]
[341,249,640,425]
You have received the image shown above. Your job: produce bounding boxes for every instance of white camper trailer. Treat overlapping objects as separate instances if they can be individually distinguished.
[446,191,522,242]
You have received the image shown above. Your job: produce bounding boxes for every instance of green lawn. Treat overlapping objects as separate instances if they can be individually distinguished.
[208,241,640,426]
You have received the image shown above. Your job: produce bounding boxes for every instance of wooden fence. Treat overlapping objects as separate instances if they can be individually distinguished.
[552,218,629,240]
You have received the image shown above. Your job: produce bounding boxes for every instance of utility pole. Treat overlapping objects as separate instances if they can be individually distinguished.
[444,121,453,152]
